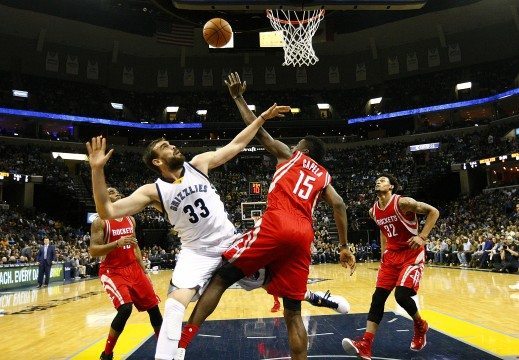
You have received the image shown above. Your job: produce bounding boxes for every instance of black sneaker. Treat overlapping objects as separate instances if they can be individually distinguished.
[100,351,113,360]
[308,290,350,314]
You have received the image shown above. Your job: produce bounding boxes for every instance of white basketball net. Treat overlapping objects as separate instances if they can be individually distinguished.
[267,9,325,67]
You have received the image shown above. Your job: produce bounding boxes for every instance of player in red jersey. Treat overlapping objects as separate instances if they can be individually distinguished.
[89,187,162,360]
[342,174,439,360]
[174,72,356,360]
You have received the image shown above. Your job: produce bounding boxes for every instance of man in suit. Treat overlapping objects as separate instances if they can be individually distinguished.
[36,237,55,288]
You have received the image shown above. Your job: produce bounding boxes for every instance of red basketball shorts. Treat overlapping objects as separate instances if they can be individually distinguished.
[376,247,425,292]
[99,261,160,311]
[223,210,313,300]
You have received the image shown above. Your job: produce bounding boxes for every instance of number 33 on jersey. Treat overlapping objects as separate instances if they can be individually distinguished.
[155,162,235,249]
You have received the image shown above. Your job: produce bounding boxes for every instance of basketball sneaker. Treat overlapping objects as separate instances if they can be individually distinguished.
[271,298,281,312]
[174,347,186,360]
[410,319,429,351]
[99,351,113,360]
[341,337,372,360]
[310,290,351,314]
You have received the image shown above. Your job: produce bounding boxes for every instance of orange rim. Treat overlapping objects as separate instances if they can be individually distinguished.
[266,9,325,25]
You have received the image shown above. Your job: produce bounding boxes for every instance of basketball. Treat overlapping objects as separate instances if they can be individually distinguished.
[203,18,232,48]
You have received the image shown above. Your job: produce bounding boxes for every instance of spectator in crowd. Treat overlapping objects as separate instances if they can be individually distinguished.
[494,237,519,273]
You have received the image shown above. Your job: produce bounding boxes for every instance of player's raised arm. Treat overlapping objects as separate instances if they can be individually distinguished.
[226,72,292,162]
[399,197,440,249]
[86,136,159,219]
[190,103,290,173]
[322,184,356,275]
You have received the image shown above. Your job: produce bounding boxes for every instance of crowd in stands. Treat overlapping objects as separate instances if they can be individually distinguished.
[0,103,517,277]
[0,57,517,127]
[426,189,519,272]
[0,207,93,273]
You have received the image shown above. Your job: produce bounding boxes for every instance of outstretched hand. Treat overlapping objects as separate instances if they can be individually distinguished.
[340,248,356,276]
[260,103,291,120]
[225,71,246,99]
[86,136,114,169]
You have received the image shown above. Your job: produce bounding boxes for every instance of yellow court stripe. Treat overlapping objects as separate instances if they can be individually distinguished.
[70,324,152,360]
[421,309,519,357]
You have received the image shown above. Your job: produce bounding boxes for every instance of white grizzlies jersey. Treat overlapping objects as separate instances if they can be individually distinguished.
[155,162,235,250]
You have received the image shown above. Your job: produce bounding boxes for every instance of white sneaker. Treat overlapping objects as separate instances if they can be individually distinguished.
[509,283,519,290]
[312,291,351,314]
[173,348,186,360]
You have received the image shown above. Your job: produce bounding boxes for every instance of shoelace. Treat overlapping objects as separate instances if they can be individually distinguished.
[314,290,339,309]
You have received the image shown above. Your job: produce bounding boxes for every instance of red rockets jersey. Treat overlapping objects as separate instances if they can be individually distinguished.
[372,194,419,251]
[266,151,331,221]
[100,216,137,268]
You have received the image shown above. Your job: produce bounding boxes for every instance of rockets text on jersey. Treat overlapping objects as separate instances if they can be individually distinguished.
[101,216,137,268]
[372,194,418,251]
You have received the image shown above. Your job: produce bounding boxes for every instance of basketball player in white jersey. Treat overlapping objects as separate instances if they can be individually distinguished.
[86,103,290,360]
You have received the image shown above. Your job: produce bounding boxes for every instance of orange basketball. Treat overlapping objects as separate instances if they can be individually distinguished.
[203,18,232,48]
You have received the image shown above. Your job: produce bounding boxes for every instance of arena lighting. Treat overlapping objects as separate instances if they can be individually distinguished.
[51,152,88,161]
[317,103,330,110]
[12,90,28,98]
[166,106,179,113]
[368,97,383,105]
[247,105,256,111]
[0,107,202,129]
[348,87,519,124]
[455,82,472,91]
[196,109,208,115]
[409,142,440,152]
[291,108,301,114]
[110,102,123,110]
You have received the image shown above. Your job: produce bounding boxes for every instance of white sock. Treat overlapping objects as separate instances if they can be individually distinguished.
[304,290,312,301]
[155,298,185,360]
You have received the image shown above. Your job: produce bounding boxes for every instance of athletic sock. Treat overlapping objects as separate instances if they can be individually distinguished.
[178,324,200,349]
[363,331,375,343]
[104,333,119,355]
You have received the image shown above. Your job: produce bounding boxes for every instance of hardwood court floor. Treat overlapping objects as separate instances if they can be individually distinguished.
[1,263,518,359]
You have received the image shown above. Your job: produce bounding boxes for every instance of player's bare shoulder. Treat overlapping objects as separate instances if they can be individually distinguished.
[188,153,211,175]
[90,216,106,245]
[368,207,375,220]
[139,183,162,202]
[397,196,416,211]
[398,196,438,216]
[91,215,106,230]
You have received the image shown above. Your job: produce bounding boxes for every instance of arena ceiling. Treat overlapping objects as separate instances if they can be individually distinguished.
[0,0,491,34]
[0,0,516,57]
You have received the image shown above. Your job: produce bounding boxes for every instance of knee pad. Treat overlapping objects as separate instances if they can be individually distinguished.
[394,286,418,317]
[367,287,391,324]
[164,298,185,341]
[147,305,163,328]
[112,303,133,332]
[215,263,245,287]
[283,297,302,312]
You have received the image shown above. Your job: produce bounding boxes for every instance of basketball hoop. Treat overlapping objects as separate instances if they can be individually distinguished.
[266,9,325,67]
